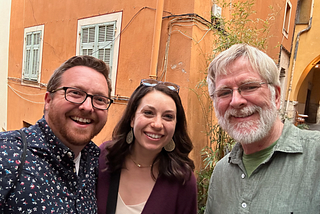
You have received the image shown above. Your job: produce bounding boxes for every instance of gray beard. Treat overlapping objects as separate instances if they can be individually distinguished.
[215,103,278,144]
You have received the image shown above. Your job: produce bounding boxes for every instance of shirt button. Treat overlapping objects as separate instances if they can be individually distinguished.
[241,202,247,208]
[241,174,245,179]
[67,152,73,158]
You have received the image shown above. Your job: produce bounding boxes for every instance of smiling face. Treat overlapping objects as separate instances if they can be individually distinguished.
[214,57,280,144]
[130,90,177,155]
[44,66,109,153]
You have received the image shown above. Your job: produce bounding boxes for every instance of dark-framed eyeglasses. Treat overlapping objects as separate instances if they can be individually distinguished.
[140,79,180,93]
[50,87,113,110]
[213,82,269,100]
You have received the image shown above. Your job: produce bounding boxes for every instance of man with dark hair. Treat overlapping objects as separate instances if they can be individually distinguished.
[205,44,320,213]
[0,55,113,213]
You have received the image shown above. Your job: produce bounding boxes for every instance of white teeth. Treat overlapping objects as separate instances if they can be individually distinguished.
[72,116,91,124]
[146,133,161,139]
[234,114,250,118]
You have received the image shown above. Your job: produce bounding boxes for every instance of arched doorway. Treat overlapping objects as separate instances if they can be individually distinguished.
[295,60,320,123]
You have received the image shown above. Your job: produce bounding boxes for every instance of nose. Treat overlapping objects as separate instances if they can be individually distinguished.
[229,89,247,109]
[79,96,94,111]
[151,116,163,129]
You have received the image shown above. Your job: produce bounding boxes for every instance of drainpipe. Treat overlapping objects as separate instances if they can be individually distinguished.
[285,0,314,112]
[149,0,164,79]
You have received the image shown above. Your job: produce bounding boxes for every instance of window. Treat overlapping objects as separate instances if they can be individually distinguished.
[282,1,292,37]
[77,12,122,96]
[22,25,44,82]
[297,0,312,24]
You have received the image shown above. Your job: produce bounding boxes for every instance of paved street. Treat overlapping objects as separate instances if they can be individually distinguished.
[306,123,320,131]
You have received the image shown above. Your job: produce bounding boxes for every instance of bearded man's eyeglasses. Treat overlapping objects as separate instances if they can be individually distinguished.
[212,82,269,100]
[50,87,113,110]
[140,79,180,93]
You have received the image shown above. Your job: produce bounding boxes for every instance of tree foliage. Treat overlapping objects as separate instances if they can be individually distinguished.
[212,0,274,54]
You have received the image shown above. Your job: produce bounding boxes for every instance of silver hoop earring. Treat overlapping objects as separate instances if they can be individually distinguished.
[164,139,175,152]
[126,129,134,144]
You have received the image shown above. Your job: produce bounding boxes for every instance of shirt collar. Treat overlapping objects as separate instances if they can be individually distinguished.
[29,117,100,160]
[228,120,303,164]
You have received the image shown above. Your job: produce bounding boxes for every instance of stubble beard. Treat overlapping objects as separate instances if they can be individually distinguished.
[47,110,98,148]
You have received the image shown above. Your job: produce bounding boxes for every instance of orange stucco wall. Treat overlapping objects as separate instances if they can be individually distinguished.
[8,0,299,170]
[8,0,215,170]
[251,0,297,61]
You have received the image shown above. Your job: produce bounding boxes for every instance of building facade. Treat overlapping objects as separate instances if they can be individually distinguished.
[6,0,301,169]
[285,0,320,124]
[7,0,216,168]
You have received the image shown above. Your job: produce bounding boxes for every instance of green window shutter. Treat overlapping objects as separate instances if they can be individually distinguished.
[24,31,41,81]
[80,21,116,74]
[30,32,41,80]
[80,26,95,56]
[24,33,32,78]
[97,22,115,69]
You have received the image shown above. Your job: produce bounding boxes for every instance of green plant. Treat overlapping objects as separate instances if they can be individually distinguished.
[195,1,275,213]
[296,123,309,130]
[211,0,274,53]
[197,124,235,214]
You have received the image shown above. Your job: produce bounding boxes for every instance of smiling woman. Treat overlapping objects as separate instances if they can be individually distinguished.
[97,79,197,214]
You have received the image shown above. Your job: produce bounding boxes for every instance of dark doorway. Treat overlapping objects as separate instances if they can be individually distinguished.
[304,89,311,122]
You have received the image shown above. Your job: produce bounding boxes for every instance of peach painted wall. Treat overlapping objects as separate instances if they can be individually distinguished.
[8,0,299,169]
[8,0,214,170]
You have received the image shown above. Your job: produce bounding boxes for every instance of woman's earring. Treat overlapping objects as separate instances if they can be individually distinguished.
[164,139,175,152]
[126,129,134,144]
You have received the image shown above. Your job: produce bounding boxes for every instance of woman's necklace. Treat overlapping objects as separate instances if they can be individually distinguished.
[129,156,152,168]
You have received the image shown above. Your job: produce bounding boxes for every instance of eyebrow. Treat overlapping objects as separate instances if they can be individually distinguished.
[216,79,262,90]
[73,86,109,97]
[142,105,176,113]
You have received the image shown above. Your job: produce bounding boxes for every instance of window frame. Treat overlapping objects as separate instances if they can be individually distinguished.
[282,0,292,38]
[22,25,44,83]
[76,12,122,96]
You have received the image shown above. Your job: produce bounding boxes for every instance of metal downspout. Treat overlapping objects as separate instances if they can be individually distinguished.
[149,0,164,79]
[285,0,314,112]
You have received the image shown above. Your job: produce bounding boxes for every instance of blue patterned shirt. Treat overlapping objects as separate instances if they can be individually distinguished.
[0,117,100,213]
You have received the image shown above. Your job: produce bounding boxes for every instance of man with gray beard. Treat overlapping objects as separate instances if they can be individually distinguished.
[204,44,320,214]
